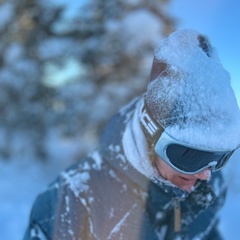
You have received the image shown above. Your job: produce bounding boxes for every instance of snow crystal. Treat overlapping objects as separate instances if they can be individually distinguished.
[61,171,90,197]
[108,144,120,153]
[106,204,137,239]
[109,208,115,219]
[79,198,87,208]
[108,170,127,193]
[121,184,127,192]
[49,182,60,190]
[156,211,164,220]
[30,225,48,240]
[107,207,133,240]
[146,29,240,151]
[65,196,70,212]
[206,193,213,202]
[91,151,102,170]
[88,197,94,204]
[109,169,118,179]
[108,144,127,163]
[155,224,167,239]
[82,162,90,171]
[60,214,65,222]
[67,229,74,237]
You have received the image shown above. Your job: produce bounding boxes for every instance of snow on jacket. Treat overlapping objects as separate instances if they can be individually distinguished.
[23,97,226,240]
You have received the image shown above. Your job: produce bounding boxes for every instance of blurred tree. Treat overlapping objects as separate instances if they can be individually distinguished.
[0,0,176,161]
[0,0,53,159]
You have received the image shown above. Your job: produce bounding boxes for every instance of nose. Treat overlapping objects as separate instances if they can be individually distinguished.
[194,168,211,180]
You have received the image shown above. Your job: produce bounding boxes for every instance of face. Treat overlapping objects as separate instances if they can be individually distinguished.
[155,155,211,192]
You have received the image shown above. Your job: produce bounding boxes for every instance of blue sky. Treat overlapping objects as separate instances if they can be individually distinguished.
[169,0,240,106]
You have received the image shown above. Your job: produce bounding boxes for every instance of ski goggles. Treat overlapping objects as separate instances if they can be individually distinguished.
[155,131,235,175]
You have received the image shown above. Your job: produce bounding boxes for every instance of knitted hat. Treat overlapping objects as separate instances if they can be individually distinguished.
[145,29,240,151]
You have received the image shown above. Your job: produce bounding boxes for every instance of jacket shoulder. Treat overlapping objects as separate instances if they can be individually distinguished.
[24,154,103,239]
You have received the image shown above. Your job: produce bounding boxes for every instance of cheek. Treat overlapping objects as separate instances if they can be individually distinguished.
[161,166,173,178]
[170,175,184,185]
[164,170,179,182]
[155,157,178,181]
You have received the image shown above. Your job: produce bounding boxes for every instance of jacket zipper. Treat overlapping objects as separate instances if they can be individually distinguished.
[174,199,181,232]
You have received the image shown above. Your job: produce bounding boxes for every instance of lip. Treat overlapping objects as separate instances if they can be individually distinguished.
[179,176,197,184]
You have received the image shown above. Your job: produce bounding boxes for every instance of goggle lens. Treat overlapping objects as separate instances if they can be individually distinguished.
[165,144,232,173]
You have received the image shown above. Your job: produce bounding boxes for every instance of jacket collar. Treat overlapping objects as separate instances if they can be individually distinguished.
[101,96,217,207]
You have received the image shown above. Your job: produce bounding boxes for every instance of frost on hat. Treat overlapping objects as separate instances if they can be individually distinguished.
[146,29,240,150]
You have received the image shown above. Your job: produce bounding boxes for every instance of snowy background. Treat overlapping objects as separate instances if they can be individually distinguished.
[0,0,239,240]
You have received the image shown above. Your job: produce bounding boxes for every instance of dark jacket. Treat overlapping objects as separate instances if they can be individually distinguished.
[23,97,226,240]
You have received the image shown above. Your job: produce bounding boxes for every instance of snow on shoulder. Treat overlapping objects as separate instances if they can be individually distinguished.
[146,29,240,151]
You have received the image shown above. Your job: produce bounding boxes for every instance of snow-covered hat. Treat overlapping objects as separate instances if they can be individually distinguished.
[145,29,240,151]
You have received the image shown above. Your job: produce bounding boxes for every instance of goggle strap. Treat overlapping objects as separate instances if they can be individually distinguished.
[139,99,164,145]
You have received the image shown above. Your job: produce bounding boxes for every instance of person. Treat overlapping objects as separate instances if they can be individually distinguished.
[23,29,240,240]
